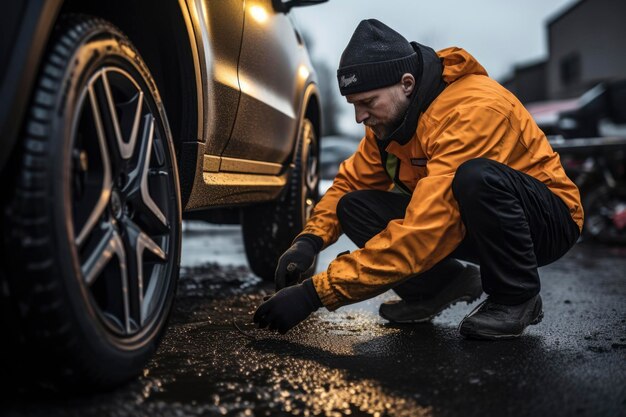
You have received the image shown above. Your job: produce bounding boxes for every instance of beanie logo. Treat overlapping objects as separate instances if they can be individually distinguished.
[339,74,358,88]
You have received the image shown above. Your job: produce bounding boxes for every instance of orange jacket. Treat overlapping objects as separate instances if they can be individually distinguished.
[301,47,583,311]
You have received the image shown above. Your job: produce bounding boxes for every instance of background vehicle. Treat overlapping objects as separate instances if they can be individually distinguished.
[542,79,626,244]
[551,137,626,244]
[0,0,325,389]
[319,135,360,194]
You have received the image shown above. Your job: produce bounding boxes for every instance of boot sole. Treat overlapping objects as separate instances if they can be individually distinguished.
[460,310,544,340]
[380,289,483,324]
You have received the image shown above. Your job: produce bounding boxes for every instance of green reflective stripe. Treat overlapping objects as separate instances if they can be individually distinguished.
[384,154,411,195]
[385,153,398,179]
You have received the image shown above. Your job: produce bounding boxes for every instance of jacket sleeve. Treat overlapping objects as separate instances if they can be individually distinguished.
[297,128,392,248]
[312,106,511,310]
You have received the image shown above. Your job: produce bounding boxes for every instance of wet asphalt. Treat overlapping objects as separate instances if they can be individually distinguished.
[1,222,625,417]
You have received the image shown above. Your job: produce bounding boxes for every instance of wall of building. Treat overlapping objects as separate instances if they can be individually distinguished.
[547,0,626,99]
[503,61,547,104]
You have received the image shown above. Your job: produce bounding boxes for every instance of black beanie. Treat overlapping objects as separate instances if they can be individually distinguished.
[337,19,419,96]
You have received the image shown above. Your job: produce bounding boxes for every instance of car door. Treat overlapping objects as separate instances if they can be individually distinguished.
[221,0,305,166]
[186,0,245,157]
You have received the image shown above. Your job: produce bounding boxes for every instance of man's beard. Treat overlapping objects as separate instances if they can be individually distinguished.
[368,112,405,140]
[368,98,411,141]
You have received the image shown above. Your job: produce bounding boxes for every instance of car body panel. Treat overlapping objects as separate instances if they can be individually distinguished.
[222,0,315,165]
[184,81,320,211]
[182,0,244,155]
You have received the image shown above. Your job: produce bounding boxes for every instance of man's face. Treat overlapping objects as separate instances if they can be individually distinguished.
[346,79,413,140]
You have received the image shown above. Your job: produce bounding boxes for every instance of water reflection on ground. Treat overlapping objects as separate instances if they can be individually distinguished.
[1,223,624,417]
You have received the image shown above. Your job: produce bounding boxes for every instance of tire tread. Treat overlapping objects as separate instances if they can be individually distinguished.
[2,14,160,390]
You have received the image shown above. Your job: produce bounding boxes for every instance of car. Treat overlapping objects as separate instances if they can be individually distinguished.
[527,79,626,139]
[0,0,325,389]
[527,79,626,244]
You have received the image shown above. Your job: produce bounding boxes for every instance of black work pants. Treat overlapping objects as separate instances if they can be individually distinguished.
[335,158,580,305]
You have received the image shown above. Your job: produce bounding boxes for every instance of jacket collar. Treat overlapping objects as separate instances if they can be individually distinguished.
[379,42,447,149]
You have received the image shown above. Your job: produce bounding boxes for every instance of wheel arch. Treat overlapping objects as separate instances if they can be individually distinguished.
[51,0,202,206]
[295,82,322,166]
[304,89,322,149]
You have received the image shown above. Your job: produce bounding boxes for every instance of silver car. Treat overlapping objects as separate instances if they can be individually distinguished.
[0,0,325,388]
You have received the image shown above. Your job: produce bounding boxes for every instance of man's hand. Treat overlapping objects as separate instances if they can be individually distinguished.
[275,235,322,291]
[253,279,323,334]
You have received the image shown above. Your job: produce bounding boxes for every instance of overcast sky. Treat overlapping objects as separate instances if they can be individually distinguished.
[293,0,579,135]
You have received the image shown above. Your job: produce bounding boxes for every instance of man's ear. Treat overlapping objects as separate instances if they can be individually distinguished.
[401,73,415,97]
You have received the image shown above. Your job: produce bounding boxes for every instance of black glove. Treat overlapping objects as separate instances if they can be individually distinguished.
[275,234,323,291]
[253,279,323,334]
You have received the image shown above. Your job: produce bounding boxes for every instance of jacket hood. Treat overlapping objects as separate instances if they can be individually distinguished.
[438,47,488,83]
[379,46,487,147]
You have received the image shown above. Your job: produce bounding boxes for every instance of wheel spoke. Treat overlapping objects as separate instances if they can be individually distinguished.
[81,226,132,334]
[72,64,176,339]
[140,116,167,226]
[81,226,122,286]
[123,218,167,326]
[125,114,167,227]
[138,232,167,325]
[75,85,114,247]
[101,69,143,160]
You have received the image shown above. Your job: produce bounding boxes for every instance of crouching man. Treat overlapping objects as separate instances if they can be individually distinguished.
[254,19,582,340]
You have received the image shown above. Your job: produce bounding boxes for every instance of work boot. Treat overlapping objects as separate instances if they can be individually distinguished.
[379,264,482,323]
[459,294,543,340]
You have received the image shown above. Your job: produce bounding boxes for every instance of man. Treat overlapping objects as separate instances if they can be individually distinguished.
[253,19,582,339]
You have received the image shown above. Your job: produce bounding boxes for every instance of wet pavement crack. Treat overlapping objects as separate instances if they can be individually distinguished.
[233,319,259,341]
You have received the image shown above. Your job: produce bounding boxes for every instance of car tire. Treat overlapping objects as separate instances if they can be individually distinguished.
[242,118,320,282]
[2,15,181,389]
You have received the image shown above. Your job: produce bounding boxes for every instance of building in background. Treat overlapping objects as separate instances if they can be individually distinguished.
[501,59,548,103]
[547,0,626,99]
[502,0,626,103]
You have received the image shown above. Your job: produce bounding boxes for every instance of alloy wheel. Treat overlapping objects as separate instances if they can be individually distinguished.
[70,67,177,340]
